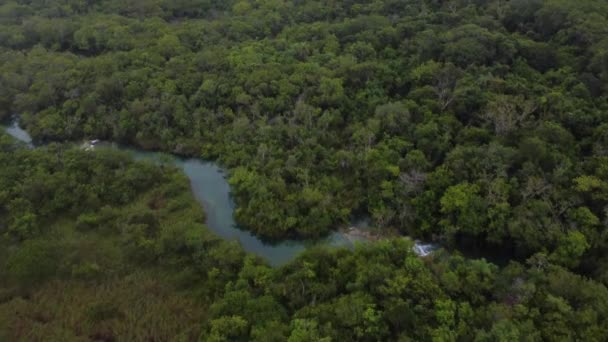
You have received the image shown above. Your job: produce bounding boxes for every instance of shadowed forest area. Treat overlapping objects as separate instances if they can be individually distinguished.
[2,0,608,340]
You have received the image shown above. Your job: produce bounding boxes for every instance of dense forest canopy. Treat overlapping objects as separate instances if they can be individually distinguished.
[2,134,608,341]
[2,0,608,340]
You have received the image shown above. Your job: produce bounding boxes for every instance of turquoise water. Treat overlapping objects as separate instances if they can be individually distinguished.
[125,148,352,266]
[3,123,440,265]
[2,124,351,266]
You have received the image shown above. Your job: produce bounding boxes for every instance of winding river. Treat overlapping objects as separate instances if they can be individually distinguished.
[3,121,436,266]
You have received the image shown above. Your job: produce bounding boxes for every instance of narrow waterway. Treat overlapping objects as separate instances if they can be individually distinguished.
[3,122,436,266]
[119,147,354,267]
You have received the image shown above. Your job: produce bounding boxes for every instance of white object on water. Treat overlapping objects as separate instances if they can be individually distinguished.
[5,121,33,146]
[80,141,95,151]
[413,242,437,257]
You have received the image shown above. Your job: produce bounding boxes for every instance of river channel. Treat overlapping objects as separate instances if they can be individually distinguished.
[3,121,436,266]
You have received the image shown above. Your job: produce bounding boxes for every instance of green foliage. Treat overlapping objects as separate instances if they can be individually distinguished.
[549,231,589,268]
[2,0,606,249]
[2,0,608,339]
[1,140,608,340]
[6,240,60,288]
[0,140,241,339]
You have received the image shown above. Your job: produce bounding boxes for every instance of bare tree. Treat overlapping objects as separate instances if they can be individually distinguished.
[433,65,460,111]
[445,1,458,15]
[521,176,552,200]
[484,95,537,135]
[399,170,427,195]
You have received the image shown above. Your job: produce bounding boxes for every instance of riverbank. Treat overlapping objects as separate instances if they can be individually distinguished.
[339,225,439,257]
[2,121,439,264]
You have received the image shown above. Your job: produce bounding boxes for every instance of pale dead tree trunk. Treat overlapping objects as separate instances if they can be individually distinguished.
[593,141,608,157]
[366,131,375,150]
[446,1,458,14]
[398,203,415,226]
[193,111,202,139]
[65,115,81,137]
[420,2,429,16]
[550,196,577,225]
[433,66,459,111]
[397,170,426,226]
[256,143,268,163]
[484,95,537,135]
[521,176,552,201]
[374,208,395,228]
[293,97,317,130]
[399,170,427,195]
[300,279,306,298]
[529,254,548,270]
[496,0,506,20]
[486,181,502,205]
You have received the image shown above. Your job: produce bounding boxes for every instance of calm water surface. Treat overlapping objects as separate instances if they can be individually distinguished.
[3,122,441,265]
[127,148,353,266]
[3,123,357,266]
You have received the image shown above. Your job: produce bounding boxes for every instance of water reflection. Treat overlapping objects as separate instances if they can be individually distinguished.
[3,123,438,265]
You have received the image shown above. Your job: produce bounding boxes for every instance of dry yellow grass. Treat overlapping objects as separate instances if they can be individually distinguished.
[0,272,207,341]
